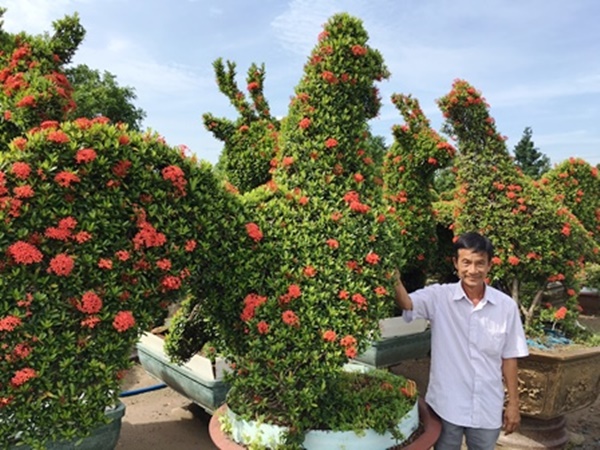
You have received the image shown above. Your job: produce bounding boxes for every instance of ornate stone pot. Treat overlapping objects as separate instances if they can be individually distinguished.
[498,345,600,449]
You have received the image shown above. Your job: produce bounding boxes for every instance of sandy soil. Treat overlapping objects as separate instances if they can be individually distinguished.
[116,315,600,450]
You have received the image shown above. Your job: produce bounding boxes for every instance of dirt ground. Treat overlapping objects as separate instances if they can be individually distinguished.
[116,315,600,450]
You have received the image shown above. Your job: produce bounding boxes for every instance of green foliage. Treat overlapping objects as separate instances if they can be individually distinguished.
[204,59,279,193]
[542,157,600,244]
[382,94,456,290]
[65,64,146,130]
[168,13,415,444]
[512,126,550,179]
[0,15,248,448]
[0,19,79,144]
[437,79,599,339]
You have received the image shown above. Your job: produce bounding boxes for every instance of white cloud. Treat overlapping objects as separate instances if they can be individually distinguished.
[2,0,87,34]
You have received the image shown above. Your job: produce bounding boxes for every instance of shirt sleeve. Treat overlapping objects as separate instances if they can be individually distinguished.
[502,300,529,359]
[403,284,440,323]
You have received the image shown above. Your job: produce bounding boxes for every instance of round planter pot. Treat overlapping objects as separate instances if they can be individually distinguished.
[8,402,126,450]
[209,397,440,450]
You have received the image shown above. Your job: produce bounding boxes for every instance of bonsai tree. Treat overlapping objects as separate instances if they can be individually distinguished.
[437,79,600,339]
[0,13,246,448]
[382,93,456,291]
[168,13,417,448]
[203,58,280,193]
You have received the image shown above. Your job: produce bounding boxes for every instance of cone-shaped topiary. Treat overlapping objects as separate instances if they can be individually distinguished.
[438,79,599,338]
[203,58,279,193]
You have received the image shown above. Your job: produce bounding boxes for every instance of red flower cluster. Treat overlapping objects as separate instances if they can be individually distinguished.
[160,275,182,291]
[13,185,34,198]
[77,291,103,314]
[351,45,367,56]
[282,310,299,326]
[54,171,80,187]
[161,165,187,196]
[46,130,70,144]
[8,241,43,265]
[299,117,311,129]
[245,222,263,242]
[10,367,37,387]
[112,160,132,178]
[326,238,339,249]
[47,253,75,276]
[113,311,135,332]
[324,138,338,148]
[554,306,567,320]
[322,330,337,342]
[0,315,22,332]
[257,321,269,335]
[133,221,167,250]
[247,81,259,91]
[241,293,267,322]
[279,284,302,304]
[343,190,370,214]
[351,293,367,309]
[11,162,31,179]
[184,239,197,252]
[365,252,380,265]
[75,148,97,164]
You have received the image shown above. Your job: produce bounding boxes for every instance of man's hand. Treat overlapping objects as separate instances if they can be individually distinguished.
[503,403,521,434]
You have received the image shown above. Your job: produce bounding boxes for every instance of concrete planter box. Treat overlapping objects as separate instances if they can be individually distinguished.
[354,317,431,369]
[136,332,230,414]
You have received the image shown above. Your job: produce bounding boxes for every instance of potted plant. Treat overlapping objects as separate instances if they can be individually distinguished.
[437,79,600,448]
[166,13,440,449]
[0,12,244,448]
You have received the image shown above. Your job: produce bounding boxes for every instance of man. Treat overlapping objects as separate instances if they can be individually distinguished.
[394,232,528,450]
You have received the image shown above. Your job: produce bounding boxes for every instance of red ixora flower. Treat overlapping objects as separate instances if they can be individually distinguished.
[11,162,31,179]
[365,252,380,265]
[77,291,103,314]
[282,310,300,326]
[0,315,22,332]
[54,171,81,187]
[113,311,136,332]
[161,275,181,291]
[245,222,263,242]
[98,258,113,270]
[554,306,567,320]
[326,238,339,249]
[46,130,70,144]
[507,256,520,266]
[323,330,337,342]
[12,137,28,150]
[13,185,34,198]
[351,44,367,56]
[184,240,197,252]
[241,293,267,322]
[48,253,75,276]
[325,138,338,148]
[8,241,43,265]
[75,148,97,164]
[247,81,260,91]
[299,117,311,129]
[303,265,317,277]
[257,321,270,335]
[112,160,132,178]
[11,367,37,387]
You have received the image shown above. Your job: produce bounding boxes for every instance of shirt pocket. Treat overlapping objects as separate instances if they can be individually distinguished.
[478,326,505,357]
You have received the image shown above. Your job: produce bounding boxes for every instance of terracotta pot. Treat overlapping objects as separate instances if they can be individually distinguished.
[209,397,441,450]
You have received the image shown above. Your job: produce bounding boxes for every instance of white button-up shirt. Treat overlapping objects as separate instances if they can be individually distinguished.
[404,282,528,429]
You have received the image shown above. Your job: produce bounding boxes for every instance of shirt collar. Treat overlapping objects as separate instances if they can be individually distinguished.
[452,281,496,304]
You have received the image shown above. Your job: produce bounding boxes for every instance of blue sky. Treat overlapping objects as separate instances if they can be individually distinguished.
[3,0,599,167]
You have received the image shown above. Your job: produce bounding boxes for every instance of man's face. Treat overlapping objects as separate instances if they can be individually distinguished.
[453,248,492,289]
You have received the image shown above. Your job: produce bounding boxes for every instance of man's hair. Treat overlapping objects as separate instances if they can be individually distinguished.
[453,231,494,261]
